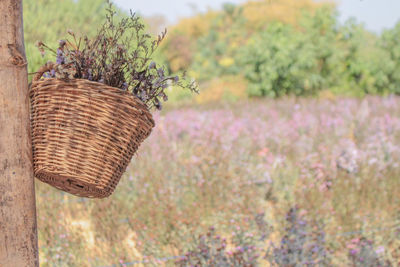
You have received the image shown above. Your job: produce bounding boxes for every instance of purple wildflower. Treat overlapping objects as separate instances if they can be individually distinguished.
[149,61,156,69]
[56,48,64,64]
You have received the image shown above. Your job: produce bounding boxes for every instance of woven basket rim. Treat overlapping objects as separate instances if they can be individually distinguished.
[31,77,155,126]
[31,78,147,105]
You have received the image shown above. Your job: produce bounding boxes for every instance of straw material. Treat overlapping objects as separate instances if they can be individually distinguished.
[29,64,154,198]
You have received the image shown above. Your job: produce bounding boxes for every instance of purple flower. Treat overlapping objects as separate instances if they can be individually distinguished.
[236,246,245,253]
[56,48,64,64]
[149,61,156,69]
[375,246,385,255]
[157,68,164,77]
[350,249,358,256]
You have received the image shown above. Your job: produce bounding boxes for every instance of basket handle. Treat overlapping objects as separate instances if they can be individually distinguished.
[32,62,55,82]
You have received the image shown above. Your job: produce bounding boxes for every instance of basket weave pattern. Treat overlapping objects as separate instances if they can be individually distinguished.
[30,67,154,198]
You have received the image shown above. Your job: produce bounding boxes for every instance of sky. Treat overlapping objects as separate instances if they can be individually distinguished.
[113,0,400,33]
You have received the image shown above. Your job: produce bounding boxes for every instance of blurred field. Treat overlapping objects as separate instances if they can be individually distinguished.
[36,96,400,266]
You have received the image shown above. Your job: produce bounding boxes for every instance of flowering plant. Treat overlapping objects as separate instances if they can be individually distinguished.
[36,2,197,110]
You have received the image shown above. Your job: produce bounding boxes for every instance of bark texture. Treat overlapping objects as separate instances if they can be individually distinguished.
[0,0,39,266]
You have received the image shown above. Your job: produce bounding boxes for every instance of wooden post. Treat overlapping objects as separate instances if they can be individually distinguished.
[0,0,39,266]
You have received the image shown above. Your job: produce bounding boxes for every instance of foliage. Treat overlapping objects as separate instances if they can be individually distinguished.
[160,11,218,73]
[159,0,400,100]
[195,76,248,103]
[347,237,391,267]
[241,0,329,32]
[162,0,325,75]
[266,207,331,266]
[380,22,400,94]
[24,0,400,100]
[177,215,270,267]
[34,2,197,110]
[238,6,397,98]
[24,0,109,77]
[239,22,317,97]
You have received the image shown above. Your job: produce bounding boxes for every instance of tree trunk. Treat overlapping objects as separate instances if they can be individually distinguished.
[0,0,39,266]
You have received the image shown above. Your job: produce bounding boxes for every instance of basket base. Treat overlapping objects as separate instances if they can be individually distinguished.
[36,170,112,198]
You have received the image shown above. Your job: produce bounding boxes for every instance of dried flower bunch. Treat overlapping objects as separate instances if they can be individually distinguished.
[36,1,197,110]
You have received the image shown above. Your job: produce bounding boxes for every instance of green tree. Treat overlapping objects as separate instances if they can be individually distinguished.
[336,19,393,95]
[239,22,320,97]
[24,0,110,76]
[298,7,342,90]
[190,3,246,81]
[380,22,400,94]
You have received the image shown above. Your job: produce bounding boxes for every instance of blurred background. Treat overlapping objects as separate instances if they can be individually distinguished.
[27,0,400,266]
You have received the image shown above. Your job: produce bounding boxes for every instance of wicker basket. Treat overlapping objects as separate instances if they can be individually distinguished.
[29,64,155,198]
